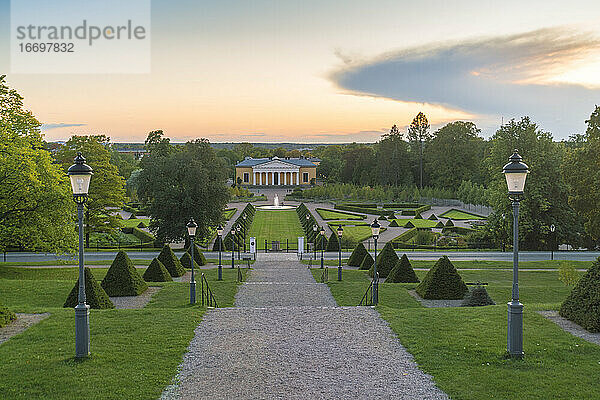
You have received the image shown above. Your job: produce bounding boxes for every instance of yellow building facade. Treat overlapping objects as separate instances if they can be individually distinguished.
[235,157,319,186]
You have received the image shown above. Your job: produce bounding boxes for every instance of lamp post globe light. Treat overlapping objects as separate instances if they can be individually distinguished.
[370,219,381,305]
[503,149,529,358]
[313,224,318,260]
[216,225,223,280]
[319,226,326,269]
[231,228,236,269]
[550,224,556,261]
[337,225,343,281]
[187,218,198,304]
[67,152,93,358]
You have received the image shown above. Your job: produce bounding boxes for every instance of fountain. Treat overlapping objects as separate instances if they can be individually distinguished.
[274,194,279,207]
[257,193,295,210]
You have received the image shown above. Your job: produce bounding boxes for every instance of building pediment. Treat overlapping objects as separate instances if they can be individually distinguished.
[253,160,301,170]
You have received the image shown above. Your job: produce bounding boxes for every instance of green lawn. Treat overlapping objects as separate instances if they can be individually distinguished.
[390,218,442,228]
[248,209,304,246]
[439,209,487,220]
[316,208,366,220]
[119,218,150,228]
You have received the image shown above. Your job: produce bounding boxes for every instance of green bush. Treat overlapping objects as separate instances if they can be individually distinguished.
[132,227,155,243]
[359,252,374,270]
[387,254,419,283]
[212,235,224,252]
[142,258,172,282]
[393,228,418,244]
[101,251,148,296]
[180,252,200,270]
[326,232,340,252]
[157,245,186,277]
[461,286,495,307]
[559,257,600,332]
[414,212,422,219]
[348,242,368,266]
[445,219,454,227]
[65,267,115,309]
[188,244,207,266]
[369,242,398,278]
[428,214,438,220]
[0,301,16,327]
[414,230,436,245]
[137,221,147,228]
[416,256,468,299]
[389,220,400,227]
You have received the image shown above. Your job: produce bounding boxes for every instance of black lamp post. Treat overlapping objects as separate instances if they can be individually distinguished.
[187,218,197,304]
[67,153,93,358]
[231,228,236,269]
[371,219,381,305]
[503,149,529,358]
[550,224,556,261]
[337,225,343,281]
[236,225,241,259]
[242,214,247,252]
[319,226,325,269]
[313,224,318,261]
[217,225,223,280]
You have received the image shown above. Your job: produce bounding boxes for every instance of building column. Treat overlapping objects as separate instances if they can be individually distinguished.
[284,172,288,185]
[269,171,272,186]
[253,171,256,185]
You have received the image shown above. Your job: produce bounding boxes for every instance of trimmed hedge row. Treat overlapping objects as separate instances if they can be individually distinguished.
[335,204,393,217]
[218,204,256,251]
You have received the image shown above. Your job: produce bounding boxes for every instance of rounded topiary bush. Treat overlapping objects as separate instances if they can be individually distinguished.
[559,257,600,332]
[326,232,340,252]
[180,252,200,270]
[348,242,368,267]
[359,252,374,270]
[461,286,495,307]
[369,242,399,278]
[101,251,148,296]
[188,244,207,266]
[143,258,172,282]
[416,256,468,299]
[387,254,419,283]
[157,244,186,277]
[65,267,114,309]
[0,301,16,327]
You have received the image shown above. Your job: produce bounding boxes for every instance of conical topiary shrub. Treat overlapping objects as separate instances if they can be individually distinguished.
[180,252,200,270]
[315,234,327,251]
[348,242,368,267]
[559,257,600,332]
[65,267,114,309]
[157,244,186,277]
[387,254,419,283]
[101,251,148,296]
[188,244,207,266]
[414,212,423,219]
[389,220,399,227]
[212,235,224,252]
[428,214,438,220]
[369,242,399,278]
[326,232,340,252]
[461,286,495,307]
[0,301,16,327]
[435,221,445,228]
[416,256,467,299]
[143,258,172,282]
[445,219,454,227]
[359,252,374,270]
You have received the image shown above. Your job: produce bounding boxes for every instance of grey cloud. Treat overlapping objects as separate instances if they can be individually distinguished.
[42,123,87,130]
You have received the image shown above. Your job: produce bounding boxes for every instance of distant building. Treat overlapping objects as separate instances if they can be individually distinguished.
[235,156,320,186]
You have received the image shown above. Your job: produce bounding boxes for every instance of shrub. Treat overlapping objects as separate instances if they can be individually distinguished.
[65,267,115,308]
[0,301,16,327]
[414,212,423,219]
[101,251,148,296]
[157,244,186,277]
[559,257,600,332]
[389,219,400,227]
[461,286,495,306]
[188,244,207,266]
[180,252,200,270]
[428,214,438,220]
[132,227,155,243]
[348,242,368,266]
[416,256,468,299]
[445,219,454,227]
[393,228,418,244]
[558,261,579,286]
[143,258,172,282]
[326,232,340,252]
[369,242,398,278]
[415,230,435,245]
[212,235,224,252]
[315,234,327,250]
[128,213,137,220]
[386,254,419,283]
[359,252,374,270]
[137,221,147,228]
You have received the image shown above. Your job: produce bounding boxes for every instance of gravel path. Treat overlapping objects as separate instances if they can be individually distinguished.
[0,313,50,345]
[109,287,162,309]
[162,252,448,399]
[537,311,600,346]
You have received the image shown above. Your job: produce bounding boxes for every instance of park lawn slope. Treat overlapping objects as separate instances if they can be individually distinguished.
[248,209,304,247]
[316,208,366,220]
[439,209,486,220]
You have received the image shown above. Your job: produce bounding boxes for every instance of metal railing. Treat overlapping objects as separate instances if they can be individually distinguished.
[320,267,329,283]
[200,273,218,308]
[359,273,379,306]
[237,265,244,283]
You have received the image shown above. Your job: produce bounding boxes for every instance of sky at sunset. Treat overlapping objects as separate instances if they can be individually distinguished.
[1,0,600,143]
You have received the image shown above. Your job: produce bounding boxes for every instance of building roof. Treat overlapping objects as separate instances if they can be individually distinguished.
[236,157,318,167]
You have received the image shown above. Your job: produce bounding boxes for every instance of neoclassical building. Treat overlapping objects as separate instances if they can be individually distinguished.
[235,156,319,186]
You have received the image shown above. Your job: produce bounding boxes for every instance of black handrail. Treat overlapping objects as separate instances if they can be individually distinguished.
[359,273,379,306]
[200,273,218,308]
[320,266,329,283]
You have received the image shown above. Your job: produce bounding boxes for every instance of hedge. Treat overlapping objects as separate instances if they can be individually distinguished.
[386,254,419,283]
[143,258,172,282]
[461,286,495,307]
[64,267,114,309]
[0,301,16,327]
[101,251,148,296]
[180,252,200,270]
[393,228,418,243]
[348,242,368,266]
[335,204,394,217]
[359,252,374,270]
[326,232,340,252]
[132,227,155,243]
[368,242,398,278]
[188,244,207,266]
[428,214,438,220]
[559,256,600,332]
[416,256,468,299]
[157,244,186,277]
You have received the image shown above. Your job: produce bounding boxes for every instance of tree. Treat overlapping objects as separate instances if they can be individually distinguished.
[407,112,431,189]
[424,121,486,189]
[340,144,375,185]
[484,117,582,250]
[375,125,412,186]
[110,148,139,181]
[562,106,600,248]
[0,75,75,253]
[55,135,127,247]
[313,145,343,182]
[138,132,230,244]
